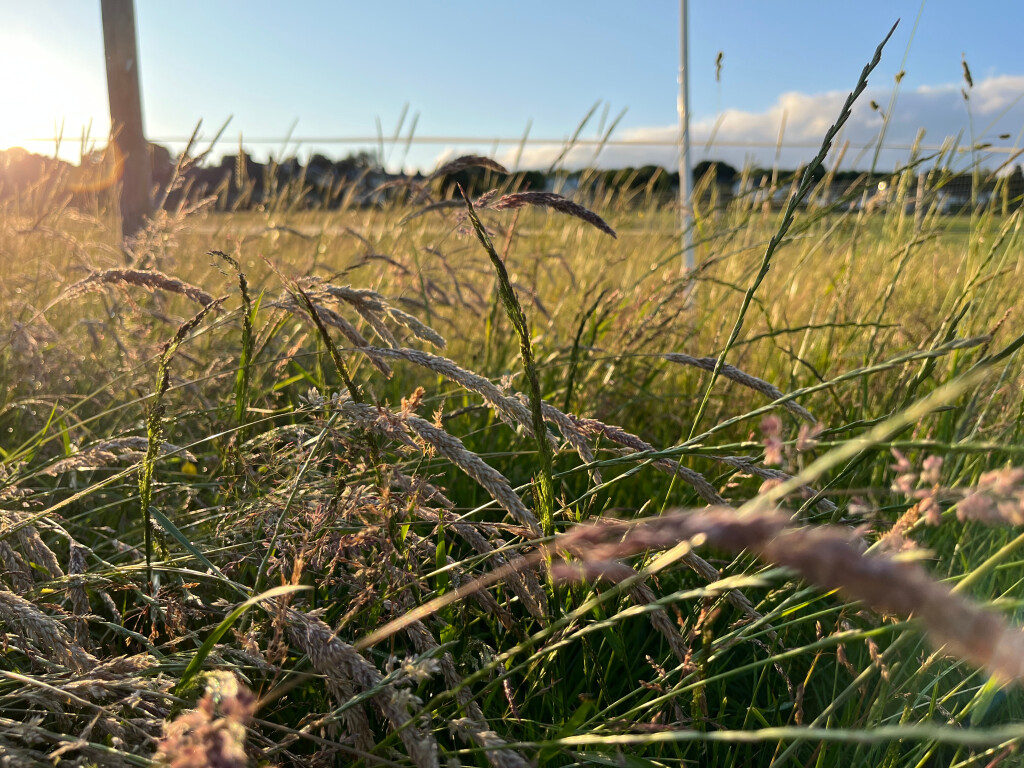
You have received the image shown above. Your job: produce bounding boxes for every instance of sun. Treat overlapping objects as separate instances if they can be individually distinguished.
[0,32,109,160]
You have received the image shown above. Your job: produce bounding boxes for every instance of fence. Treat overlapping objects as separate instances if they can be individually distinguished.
[21,132,1023,166]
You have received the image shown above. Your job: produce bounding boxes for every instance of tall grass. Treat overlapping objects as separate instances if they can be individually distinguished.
[4,48,1024,768]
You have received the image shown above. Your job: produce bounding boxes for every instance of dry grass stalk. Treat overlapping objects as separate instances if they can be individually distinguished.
[286,608,440,768]
[536,400,601,482]
[91,653,160,678]
[402,609,530,768]
[761,524,1024,683]
[0,589,97,673]
[490,192,617,238]
[1,511,64,582]
[404,413,542,534]
[552,423,770,629]
[331,396,549,618]
[339,399,542,536]
[409,509,538,626]
[630,582,693,664]
[572,415,726,505]
[447,719,533,768]
[384,306,447,349]
[0,715,137,765]
[279,297,393,376]
[55,268,217,308]
[19,529,63,581]
[284,285,382,320]
[299,280,398,345]
[549,560,641,585]
[359,346,558,447]
[714,455,837,515]
[357,305,400,347]
[286,611,374,754]
[559,507,1024,683]
[0,540,33,592]
[405,528,515,628]
[44,664,170,742]
[563,415,771,627]
[390,468,455,509]
[299,277,446,349]
[67,542,90,642]
[42,437,196,476]
[557,508,786,564]
[663,353,817,423]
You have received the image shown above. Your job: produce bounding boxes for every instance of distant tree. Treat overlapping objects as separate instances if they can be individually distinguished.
[306,153,334,172]
[597,166,670,196]
[616,167,639,189]
[944,173,973,199]
[748,167,774,186]
[692,160,738,185]
[512,170,547,191]
[633,165,670,194]
[599,168,628,191]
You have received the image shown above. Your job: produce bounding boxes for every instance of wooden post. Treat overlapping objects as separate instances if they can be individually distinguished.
[101,0,151,241]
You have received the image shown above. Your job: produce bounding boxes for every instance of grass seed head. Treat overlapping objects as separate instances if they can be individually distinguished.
[490,191,618,238]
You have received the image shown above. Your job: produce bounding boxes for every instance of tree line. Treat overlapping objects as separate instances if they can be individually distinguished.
[1,144,1020,212]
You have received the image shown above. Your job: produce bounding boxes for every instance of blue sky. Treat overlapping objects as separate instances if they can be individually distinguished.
[2,1,1023,172]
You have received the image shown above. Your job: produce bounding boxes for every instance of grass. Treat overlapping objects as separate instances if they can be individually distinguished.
[5,54,1024,768]
[2,157,1024,766]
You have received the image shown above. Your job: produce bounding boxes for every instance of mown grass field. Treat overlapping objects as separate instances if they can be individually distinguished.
[4,121,1024,768]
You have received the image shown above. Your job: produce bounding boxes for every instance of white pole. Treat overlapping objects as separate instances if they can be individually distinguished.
[678,0,694,278]
[675,0,692,280]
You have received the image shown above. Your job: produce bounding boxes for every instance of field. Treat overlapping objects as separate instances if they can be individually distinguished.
[4,122,1024,768]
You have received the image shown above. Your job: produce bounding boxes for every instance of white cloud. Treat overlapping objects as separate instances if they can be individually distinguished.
[487,75,1024,173]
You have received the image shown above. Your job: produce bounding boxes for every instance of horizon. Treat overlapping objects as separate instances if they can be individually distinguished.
[3,141,1018,185]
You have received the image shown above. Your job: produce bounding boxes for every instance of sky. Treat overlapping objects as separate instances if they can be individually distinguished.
[2,1,1023,173]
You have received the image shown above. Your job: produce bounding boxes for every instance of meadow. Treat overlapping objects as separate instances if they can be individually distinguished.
[5,52,1024,767]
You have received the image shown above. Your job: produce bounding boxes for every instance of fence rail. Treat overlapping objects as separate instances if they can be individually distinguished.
[20,134,1022,155]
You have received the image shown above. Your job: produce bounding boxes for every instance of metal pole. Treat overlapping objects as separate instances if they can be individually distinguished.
[101,0,152,243]
[678,0,693,278]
